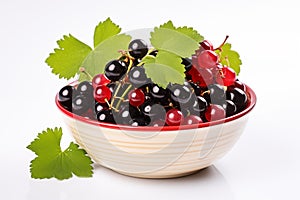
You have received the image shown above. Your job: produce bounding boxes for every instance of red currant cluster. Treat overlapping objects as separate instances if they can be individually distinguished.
[58,38,248,127]
[189,38,237,87]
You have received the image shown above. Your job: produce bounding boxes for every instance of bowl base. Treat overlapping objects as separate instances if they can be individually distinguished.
[109,166,211,179]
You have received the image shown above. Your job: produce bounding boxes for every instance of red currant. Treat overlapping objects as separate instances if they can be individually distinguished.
[94,85,112,103]
[165,108,183,126]
[128,89,145,107]
[183,115,203,125]
[200,40,213,51]
[215,66,237,86]
[187,65,214,87]
[204,104,226,122]
[197,50,219,69]
[92,74,110,88]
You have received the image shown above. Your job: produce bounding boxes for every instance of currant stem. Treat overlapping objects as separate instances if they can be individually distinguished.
[201,90,210,96]
[115,84,133,111]
[214,35,229,51]
[79,67,93,80]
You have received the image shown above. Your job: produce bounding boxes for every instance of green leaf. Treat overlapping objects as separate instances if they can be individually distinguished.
[142,21,204,87]
[141,55,155,64]
[27,127,93,180]
[176,26,204,42]
[45,34,92,79]
[94,17,121,47]
[159,20,176,29]
[143,51,185,88]
[80,34,131,81]
[150,27,200,58]
[215,43,242,75]
[159,21,204,42]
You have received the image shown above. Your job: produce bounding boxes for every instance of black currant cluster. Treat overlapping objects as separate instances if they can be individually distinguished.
[58,39,248,127]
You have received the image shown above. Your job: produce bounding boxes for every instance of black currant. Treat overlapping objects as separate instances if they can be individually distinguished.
[168,83,192,104]
[222,100,237,117]
[58,85,75,112]
[94,102,108,115]
[129,118,150,127]
[72,94,90,115]
[185,81,201,96]
[104,60,128,81]
[128,66,151,88]
[77,81,93,95]
[188,96,208,116]
[148,84,170,105]
[113,104,143,125]
[204,84,226,105]
[140,98,166,121]
[128,39,148,59]
[96,109,115,124]
[227,87,248,111]
[107,82,116,93]
[77,81,94,104]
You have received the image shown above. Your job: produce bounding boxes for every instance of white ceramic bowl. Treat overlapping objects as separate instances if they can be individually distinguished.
[56,85,256,178]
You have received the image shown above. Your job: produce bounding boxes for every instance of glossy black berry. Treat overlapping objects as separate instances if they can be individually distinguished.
[96,109,115,124]
[129,117,150,126]
[189,96,208,116]
[128,66,151,88]
[169,84,192,104]
[222,100,237,117]
[114,104,143,125]
[185,81,201,96]
[205,84,226,105]
[104,60,128,81]
[72,94,90,115]
[94,102,108,115]
[58,85,75,112]
[77,81,93,95]
[227,87,248,111]
[128,39,148,59]
[77,81,94,104]
[107,82,116,93]
[140,98,166,120]
[148,84,170,105]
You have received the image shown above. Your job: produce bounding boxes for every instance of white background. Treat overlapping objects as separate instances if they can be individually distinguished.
[1,0,300,199]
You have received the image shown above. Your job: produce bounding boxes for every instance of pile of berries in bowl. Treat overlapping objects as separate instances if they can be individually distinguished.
[58,39,249,127]
[55,27,256,178]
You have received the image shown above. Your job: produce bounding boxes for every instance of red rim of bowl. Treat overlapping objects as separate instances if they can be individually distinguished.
[55,84,256,131]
